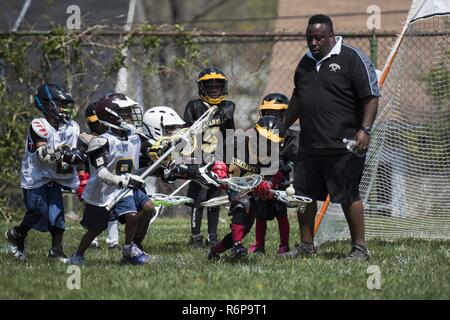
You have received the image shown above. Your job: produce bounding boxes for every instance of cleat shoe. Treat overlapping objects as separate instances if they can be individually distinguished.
[207,248,220,260]
[345,245,370,261]
[279,243,316,258]
[247,244,265,255]
[276,245,290,255]
[48,245,69,263]
[122,243,149,265]
[231,242,247,260]
[5,228,27,262]
[67,253,85,266]
[90,237,100,249]
[189,234,205,249]
[205,233,219,247]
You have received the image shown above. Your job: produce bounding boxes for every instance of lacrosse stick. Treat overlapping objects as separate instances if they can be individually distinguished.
[105,105,218,211]
[200,195,230,208]
[271,190,312,209]
[199,175,263,208]
[150,179,191,225]
[219,174,263,194]
[150,193,193,207]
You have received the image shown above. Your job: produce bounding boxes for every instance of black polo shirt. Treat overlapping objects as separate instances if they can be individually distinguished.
[293,39,380,154]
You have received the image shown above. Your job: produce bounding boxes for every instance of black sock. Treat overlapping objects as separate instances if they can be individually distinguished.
[207,207,219,235]
[50,227,64,249]
[16,224,30,237]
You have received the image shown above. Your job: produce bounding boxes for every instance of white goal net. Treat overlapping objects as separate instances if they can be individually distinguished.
[315,1,450,244]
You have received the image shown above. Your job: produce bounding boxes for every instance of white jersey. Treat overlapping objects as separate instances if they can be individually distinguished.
[82,132,141,207]
[21,118,80,189]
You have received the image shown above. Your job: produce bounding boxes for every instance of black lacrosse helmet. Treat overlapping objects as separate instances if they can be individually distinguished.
[197,66,228,105]
[259,93,289,118]
[34,83,75,123]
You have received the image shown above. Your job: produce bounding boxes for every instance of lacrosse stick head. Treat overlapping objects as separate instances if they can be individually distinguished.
[222,174,263,193]
[150,193,193,207]
[200,195,230,208]
[273,190,312,210]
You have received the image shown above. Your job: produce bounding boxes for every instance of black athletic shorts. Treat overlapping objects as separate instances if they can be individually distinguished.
[253,198,287,221]
[294,152,365,204]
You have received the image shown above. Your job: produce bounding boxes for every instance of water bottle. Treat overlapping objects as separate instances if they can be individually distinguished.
[342,138,366,157]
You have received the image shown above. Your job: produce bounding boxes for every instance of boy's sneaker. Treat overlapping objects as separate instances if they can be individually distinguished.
[90,237,100,249]
[189,234,205,249]
[280,243,316,258]
[231,242,247,260]
[48,245,68,263]
[122,243,149,265]
[205,233,219,247]
[5,227,27,262]
[207,248,220,260]
[67,253,85,266]
[247,244,265,255]
[277,245,290,255]
[346,245,370,261]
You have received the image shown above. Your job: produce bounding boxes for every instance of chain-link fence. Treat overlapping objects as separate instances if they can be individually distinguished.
[0,29,397,221]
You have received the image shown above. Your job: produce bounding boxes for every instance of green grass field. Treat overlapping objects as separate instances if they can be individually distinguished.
[1,216,449,299]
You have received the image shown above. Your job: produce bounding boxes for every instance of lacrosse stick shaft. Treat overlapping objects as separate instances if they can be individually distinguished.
[150,179,191,225]
[314,195,330,235]
[105,144,177,211]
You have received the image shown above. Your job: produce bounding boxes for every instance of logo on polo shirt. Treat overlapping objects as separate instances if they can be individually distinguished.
[329,63,341,72]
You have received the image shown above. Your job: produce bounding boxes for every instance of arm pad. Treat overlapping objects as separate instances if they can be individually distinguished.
[97,167,122,187]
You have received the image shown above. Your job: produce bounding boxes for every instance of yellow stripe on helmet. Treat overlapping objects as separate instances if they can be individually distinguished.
[198,73,227,81]
[259,99,288,111]
[255,124,284,143]
[86,114,98,123]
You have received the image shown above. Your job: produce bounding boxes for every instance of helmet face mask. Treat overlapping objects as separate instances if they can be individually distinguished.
[250,115,285,165]
[197,67,228,105]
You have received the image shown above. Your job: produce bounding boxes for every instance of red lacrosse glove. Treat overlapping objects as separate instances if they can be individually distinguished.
[210,161,228,190]
[255,180,273,200]
[270,170,285,190]
[211,161,228,179]
[75,171,90,200]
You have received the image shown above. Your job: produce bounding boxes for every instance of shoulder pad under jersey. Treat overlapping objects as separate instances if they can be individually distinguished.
[86,136,108,153]
[79,132,96,147]
[31,119,49,139]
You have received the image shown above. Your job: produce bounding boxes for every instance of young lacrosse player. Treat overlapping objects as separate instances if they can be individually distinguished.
[248,93,299,255]
[68,93,155,266]
[208,115,287,260]
[6,83,83,262]
[183,66,236,248]
[76,101,120,250]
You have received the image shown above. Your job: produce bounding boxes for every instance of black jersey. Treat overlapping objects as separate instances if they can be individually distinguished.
[183,99,235,163]
[230,129,297,185]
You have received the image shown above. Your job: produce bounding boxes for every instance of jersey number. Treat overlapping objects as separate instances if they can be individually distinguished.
[115,158,134,175]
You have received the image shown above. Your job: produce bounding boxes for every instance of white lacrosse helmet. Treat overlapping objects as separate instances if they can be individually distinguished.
[143,106,185,140]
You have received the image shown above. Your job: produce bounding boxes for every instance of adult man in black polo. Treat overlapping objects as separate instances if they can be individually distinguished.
[282,14,379,260]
